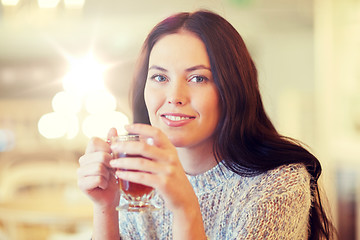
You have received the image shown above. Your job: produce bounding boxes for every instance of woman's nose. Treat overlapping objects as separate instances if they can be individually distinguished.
[167,81,188,106]
[168,98,183,105]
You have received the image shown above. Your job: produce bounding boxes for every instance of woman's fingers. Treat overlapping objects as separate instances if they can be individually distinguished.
[78,144,115,192]
[114,162,183,199]
[125,124,173,148]
[79,151,113,167]
[115,170,157,187]
[78,175,110,191]
[76,128,123,206]
[110,156,172,174]
[85,126,120,155]
[85,137,112,154]
[107,127,118,140]
[78,160,111,179]
[110,124,197,212]
[110,141,171,163]
[77,159,113,185]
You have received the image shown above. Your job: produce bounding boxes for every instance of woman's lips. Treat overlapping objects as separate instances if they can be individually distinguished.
[160,113,195,127]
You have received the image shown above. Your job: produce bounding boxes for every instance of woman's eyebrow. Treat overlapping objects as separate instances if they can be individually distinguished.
[185,65,211,72]
[148,65,168,72]
[148,64,211,72]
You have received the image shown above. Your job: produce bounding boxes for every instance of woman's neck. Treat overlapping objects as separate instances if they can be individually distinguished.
[176,140,218,176]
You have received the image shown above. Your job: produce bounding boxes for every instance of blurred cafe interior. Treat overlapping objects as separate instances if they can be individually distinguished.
[0,0,359,239]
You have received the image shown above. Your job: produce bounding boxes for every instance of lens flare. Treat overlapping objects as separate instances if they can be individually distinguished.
[38,112,79,139]
[82,111,129,139]
[62,54,106,96]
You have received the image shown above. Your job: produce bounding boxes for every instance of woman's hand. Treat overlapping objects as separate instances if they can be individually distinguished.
[109,123,206,239]
[77,128,121,240]
[109,124,198,213]
[77,128,120,208]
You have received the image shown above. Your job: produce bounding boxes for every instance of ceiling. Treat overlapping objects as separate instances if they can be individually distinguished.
[0,0,313,99]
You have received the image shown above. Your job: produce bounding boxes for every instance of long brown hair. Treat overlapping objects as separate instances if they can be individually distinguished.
[131,10,335,239]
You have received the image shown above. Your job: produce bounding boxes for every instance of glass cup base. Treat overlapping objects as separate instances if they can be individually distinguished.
[116,203,160,212]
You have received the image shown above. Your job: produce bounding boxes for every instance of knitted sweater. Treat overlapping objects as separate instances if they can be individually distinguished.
[119,163,312,239]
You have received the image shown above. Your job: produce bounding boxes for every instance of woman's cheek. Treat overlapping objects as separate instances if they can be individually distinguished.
[144,87,161,122]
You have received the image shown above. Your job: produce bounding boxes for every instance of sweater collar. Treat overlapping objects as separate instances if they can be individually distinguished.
[186,162,234,195]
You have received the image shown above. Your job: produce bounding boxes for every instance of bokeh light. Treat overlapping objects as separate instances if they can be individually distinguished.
[1,0,19,6]
[82,111,129,139]
[62,54,105,96]
[52,91,82,114]
[37,0,60,8]
[64,0,85,8]
[38,52,124,140]
[84,91,117,115]
[0,129,15,152]
[38,112,79,139]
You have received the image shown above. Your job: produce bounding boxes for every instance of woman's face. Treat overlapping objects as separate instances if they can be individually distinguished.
[144,31,220,148]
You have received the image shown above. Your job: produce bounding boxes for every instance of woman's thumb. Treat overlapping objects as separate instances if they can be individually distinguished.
[107,127,118,140]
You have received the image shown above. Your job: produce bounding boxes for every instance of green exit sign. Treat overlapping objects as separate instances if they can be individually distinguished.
[230,0,253,6]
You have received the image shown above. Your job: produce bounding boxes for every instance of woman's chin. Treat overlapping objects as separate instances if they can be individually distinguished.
[169,138,188,148]
[167,134,191,148]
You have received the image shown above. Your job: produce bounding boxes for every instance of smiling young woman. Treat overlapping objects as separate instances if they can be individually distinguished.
[78,10,336,240]
[144,31,220,152]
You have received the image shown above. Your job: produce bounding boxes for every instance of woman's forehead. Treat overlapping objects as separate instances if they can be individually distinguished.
[149,31,210,70]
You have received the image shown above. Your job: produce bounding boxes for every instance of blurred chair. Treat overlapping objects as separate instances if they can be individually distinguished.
[0,151,92,240]
[0,152,77,201]
[0,228,9,240]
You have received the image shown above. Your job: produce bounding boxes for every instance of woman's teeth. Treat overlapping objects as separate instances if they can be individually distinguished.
[164,115,192,121]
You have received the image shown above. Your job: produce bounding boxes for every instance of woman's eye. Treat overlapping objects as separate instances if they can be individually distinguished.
[151,75,167,82]
[189,75,207,83]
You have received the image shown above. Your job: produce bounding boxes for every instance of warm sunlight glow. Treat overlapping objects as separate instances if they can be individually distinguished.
[52,91,82,114]
[65,115,80,139]
[82,111,129,139]
[38,42,125,139]
[38,112,79,139]
[84,91,117,114]
[37,0,60,8]
[62,54,105,96]
[1,0,19,6]
[64,0,85,8]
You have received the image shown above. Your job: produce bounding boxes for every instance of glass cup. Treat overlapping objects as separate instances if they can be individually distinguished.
[111,134,158,212]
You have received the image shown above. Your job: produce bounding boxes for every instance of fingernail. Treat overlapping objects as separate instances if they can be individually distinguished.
[116,171,126,178]
[110,141,124,150]
[109,160,117,166]
[125,124,136,130]
[146,137,154,146]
